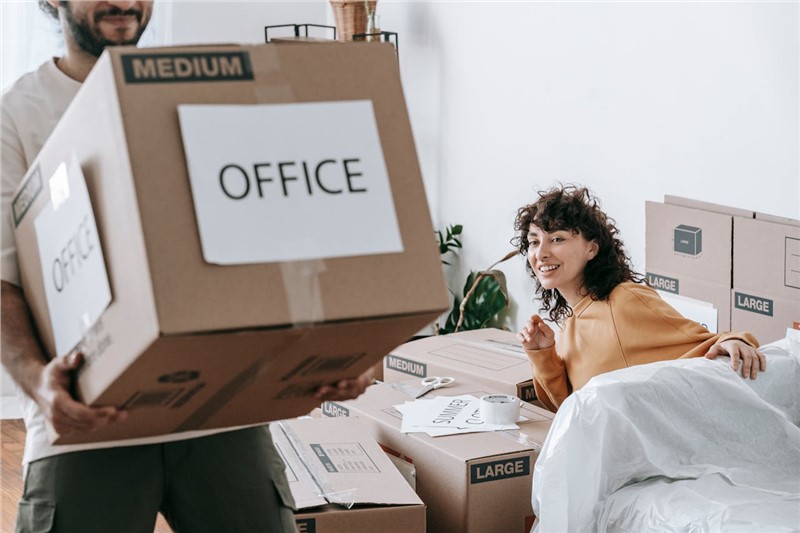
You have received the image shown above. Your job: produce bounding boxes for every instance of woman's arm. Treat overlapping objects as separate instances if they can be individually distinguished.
[519,315,570,412]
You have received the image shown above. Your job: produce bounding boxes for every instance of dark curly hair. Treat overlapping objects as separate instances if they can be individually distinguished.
[512,185,644,323]
[39,0,58,19]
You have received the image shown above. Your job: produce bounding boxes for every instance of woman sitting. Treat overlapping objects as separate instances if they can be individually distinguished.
[515,185,764,412]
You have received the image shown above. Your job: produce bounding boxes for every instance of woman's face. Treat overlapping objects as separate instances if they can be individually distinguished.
[526,224,599,306]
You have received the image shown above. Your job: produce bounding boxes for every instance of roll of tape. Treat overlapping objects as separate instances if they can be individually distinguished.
[479,394,521,425]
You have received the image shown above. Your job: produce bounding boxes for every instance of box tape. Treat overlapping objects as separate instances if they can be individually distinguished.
[480,394,521,425]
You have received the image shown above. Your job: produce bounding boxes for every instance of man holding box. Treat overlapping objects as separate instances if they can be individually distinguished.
[1,2,372,531]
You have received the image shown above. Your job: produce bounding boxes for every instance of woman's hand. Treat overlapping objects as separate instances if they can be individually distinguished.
[518,315,556,351]
[705,339,766,379]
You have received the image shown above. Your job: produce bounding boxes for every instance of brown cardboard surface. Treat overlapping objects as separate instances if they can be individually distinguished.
[272,417,425,533]
[733,216,800,298]
[664,195,754,219]
[644,270,732,331]
[755,212,800,227]
[383,329,536,403]
[732,290,800,344]
[645,201,740,286]
[322,381,553,533]
[11,42,449,444]
[295,505,425,533]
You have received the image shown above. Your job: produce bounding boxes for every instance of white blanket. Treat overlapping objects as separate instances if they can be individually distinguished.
[532,334,800,532]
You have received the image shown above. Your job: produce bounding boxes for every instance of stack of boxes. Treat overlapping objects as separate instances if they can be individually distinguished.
[321,380,553,533]
[646,196,799,342]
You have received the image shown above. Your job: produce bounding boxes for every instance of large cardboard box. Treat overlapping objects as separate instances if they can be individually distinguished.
[645,196,754,332]
[383,328,537,403]
[322,381,554,533]
[270,417,425,533]
[732,216,800,342]
[11,43,448,444]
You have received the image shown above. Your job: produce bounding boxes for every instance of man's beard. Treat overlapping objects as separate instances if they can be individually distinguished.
[61,1,149,58]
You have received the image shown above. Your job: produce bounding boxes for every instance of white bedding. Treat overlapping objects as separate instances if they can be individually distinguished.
[532,333,800,532]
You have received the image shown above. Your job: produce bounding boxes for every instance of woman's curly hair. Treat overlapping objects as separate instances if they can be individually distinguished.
[39,0,58,19]
[512,185,644,323]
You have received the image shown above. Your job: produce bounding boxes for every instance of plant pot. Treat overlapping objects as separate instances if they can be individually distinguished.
[329,0,378,41]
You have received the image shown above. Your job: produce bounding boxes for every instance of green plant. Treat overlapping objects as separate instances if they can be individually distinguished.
[435,225,515,334]
[436,224,462,265]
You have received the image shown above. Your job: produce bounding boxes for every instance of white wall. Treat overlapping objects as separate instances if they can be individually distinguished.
[380,1,799,331]
[167,2,327,45]
[2,2,797,416]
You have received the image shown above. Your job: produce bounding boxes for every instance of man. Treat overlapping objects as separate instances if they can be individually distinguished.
[1,2,372,531]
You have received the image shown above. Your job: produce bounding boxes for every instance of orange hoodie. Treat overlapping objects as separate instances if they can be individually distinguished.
[525,282,759,412]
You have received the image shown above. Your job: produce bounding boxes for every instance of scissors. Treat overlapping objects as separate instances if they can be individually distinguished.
[415,376,455,398]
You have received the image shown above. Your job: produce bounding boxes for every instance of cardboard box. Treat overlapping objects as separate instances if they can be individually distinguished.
[383,328,537,403]
[322,381,553,533]
[11,42,448,444]
[646,196,755,332]
[646,271,731,331]
[732,216,800,342]
[270,417,425,533]
[646,200,742,286]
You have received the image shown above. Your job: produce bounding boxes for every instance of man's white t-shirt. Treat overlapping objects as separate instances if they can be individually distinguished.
[1,59,237,466]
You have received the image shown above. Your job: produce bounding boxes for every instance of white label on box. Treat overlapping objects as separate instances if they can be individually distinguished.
[657,290,718,333]
[34,161,112,357]
[177,101,403,265]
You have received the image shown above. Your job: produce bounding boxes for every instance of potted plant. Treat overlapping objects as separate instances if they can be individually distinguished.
[435,224,516,334]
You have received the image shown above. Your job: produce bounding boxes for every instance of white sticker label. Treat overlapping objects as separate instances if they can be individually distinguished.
[177,101,403,265]
[34,161,112,357]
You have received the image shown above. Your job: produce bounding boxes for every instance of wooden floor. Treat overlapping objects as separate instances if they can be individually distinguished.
[1,419,172,532]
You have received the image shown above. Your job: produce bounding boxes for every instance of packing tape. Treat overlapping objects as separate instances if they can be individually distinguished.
[280,260,327,326]
[253,45,296,103]
[480,394,521,425]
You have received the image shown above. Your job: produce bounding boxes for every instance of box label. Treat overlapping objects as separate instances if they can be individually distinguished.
[178,101,403,265]
[646,272,680,294]
[121,51,253,83]
[786,237,800,289]
[12,165,43,227]
[673,224,702,255]
[734,292,774,317]
[321,401,350,418]
[385,355,427,378]
[519,383,537,402]
[470,456,531,484]
[310,442,380,474]
[295,518,316,533]
[33,161,112,356]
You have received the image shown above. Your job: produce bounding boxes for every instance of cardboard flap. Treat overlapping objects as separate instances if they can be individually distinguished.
[271,417,422,509]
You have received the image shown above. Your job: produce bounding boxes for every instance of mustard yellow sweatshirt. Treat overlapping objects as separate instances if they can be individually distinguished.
[525,282,759,412]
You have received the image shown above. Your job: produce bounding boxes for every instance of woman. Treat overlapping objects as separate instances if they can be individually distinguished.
[515,185,764,412]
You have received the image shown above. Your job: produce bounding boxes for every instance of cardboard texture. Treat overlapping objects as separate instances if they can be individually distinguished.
[645,197,755,332]
[322,381,553,533]
[11,42,448,444]
[732,216,800,342]
[383,329,537,403]
[270,417,425,533]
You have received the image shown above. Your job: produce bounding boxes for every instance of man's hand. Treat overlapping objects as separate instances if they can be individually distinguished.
[705,339,766,379]
[518,315,556,351]
[35,352,126,434]
[314,368,376,402]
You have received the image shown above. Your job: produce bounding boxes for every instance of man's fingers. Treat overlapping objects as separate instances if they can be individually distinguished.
[758,350,767,372]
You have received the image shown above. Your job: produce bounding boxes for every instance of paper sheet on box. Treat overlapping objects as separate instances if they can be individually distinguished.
[395,395,519,437]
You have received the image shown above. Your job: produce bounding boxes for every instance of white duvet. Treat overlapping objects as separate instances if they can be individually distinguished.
[532,333,800,532]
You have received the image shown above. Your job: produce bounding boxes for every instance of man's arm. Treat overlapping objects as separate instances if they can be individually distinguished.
[1,280,125,433]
